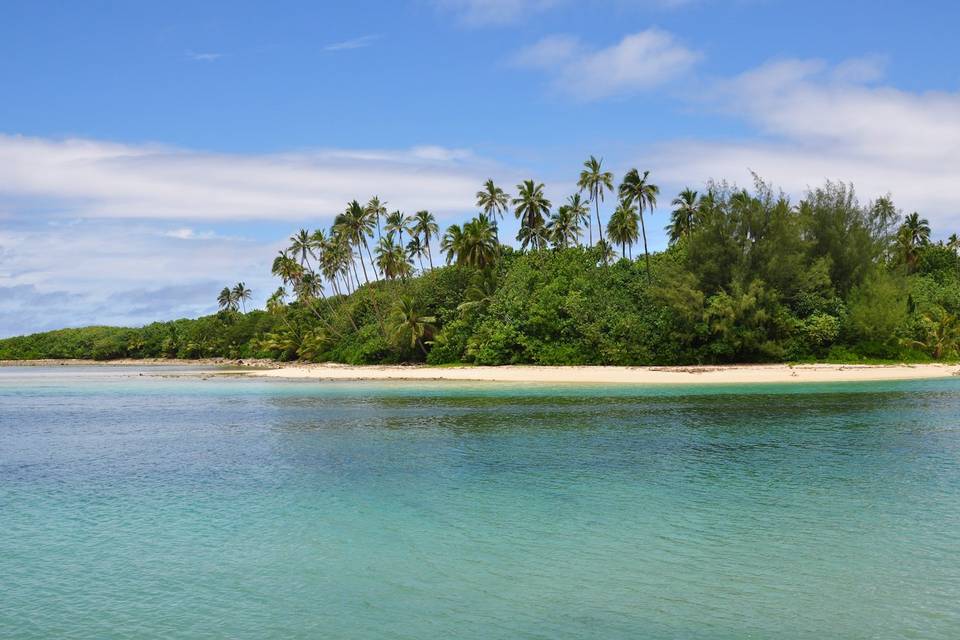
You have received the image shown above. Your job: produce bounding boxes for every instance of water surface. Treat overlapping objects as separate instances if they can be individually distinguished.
[2,366,960,639]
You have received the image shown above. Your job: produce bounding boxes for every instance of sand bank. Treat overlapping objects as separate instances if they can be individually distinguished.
[244,362,960,385]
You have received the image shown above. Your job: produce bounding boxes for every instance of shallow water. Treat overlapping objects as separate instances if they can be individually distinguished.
[2,366,960,639]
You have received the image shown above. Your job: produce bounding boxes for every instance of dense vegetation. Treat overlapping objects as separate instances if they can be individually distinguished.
[3,162,959,364]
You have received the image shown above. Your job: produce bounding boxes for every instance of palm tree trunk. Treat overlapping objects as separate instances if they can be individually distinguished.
[595,197,604,243]
[350,258,364,291]
[363,240,379,280]
[356,243,371,286]
[427,243,434,270]
[639,212,651,281]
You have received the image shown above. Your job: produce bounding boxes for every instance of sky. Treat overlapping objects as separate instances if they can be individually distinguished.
[2,0,959,337]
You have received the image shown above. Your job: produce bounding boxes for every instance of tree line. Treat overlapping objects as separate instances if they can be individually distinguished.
[3,157,959,363]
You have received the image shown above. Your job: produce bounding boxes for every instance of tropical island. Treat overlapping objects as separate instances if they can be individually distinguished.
[2,159,959,369]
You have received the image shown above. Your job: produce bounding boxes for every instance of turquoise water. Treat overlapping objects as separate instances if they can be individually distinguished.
[2,367,960,639]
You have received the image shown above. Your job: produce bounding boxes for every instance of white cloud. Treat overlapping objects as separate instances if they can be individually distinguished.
[0,134,516,336]
[323,35,380,51]
[513,29,701,99]
[0,221,281,336]
[186,51,224,62]
[651,57,960,232]
[163,227,217,240]
[437,0,698,25]
[0,134,492,222]
[436,0,561,25]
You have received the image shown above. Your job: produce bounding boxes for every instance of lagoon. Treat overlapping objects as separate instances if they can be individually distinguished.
[2,367,960,638]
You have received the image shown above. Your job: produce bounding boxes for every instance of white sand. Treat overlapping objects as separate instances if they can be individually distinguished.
[244,362,960,385]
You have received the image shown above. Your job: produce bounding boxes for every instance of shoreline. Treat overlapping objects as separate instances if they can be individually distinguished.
[243,362,960,385]
[0,358,275,368]
[2,359,958,384]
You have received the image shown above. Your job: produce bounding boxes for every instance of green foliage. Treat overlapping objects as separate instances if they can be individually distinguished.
[846,270,910,356]
[0,311,278,361]
[4,177,958,365]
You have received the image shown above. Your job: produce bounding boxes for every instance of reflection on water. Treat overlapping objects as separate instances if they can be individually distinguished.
[1,367,960,639]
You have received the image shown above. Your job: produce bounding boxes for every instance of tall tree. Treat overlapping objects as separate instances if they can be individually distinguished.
[460,216,500,268]
[577,156,614,245]
[334,200,376,285]
[385,211,410,247]
[288,229,315,268]
[411,210,439,270]
[476,179,510,239]
[618,169,660,280]
[406,235,428,274]
[607,202,640,258]
[565,193,591,246]
[217,286,238,312]
[517,222,550,251]
[512,180,551,240]
[948,233,960,253]
[546,205,581,249]
[667,188,699,245]
[231,282,252,313]
[441,224,464,265]
[376,234,413,281]
[366,196,388,242]
[897,212,932,271]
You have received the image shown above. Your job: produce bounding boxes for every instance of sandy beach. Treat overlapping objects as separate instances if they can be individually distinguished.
[3,359,957,384]
[245,362,960,385]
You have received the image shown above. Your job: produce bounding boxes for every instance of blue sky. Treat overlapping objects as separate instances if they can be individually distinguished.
[2,0,959,336]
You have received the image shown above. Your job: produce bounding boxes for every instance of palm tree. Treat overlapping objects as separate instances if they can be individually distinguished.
[334,200,376,285]
[517,222,550,251]
[512,180,551,240]
[460,216,500,268]
[411,210,439,270]
[366,196,388,242]
[565,193,591,246]
[546,205,581,249]
[457,270,498,317]
[385,211,410,247]
[903,212,931,246]
[406,235,428,274]
[905,307,960,359]
[607,202,639,258]
[618,168,659,280]
[667,188,699,245]
[272,252,304,287]
[376,235,413,281]
[441,224,464,265]
[897,212,932,271]
[595,239,616,266]
[948,233,960,253]
[288,229,315,268]
[295,272,324,302]
[320,234,350,296]
[476,179,510,239]
[217,286,238,312]
[389,297,436,357]
[264,286,301,340]
[232,282,252,313]
[577,156,614,245]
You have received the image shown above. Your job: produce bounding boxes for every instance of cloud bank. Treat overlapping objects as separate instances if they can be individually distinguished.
[653,57,960,230]
[513,30,701,99]
[0,135,488,222]
[0,136,501,336]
